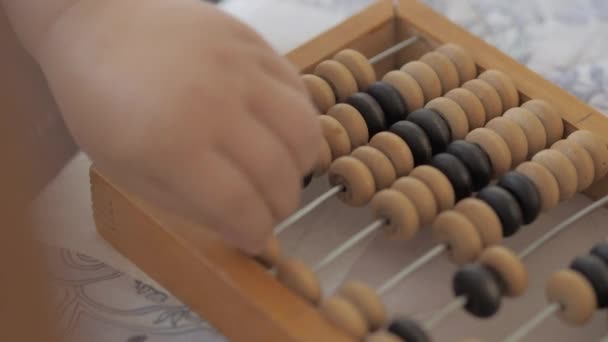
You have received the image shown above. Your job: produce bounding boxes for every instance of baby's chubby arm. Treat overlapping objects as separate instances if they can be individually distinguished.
[2,0,321,253]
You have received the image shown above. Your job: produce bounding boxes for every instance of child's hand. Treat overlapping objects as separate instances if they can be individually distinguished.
[37,0,321,253]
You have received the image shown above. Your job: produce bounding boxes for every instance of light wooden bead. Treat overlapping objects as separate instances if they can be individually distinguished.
[410,165,455,211]
[485,117,528,166]
[465,128,512,177]
[370,132,414,177]
[319,115,352,158]
[255,236,282,268]
[445,88,486,129]
[276,259,322,304]
[432,211,483,265]
[320,296,368,339]
[301,74,336,113]
[351,146,397,190]
[365,331,402,342]
[462,79,503,122]
[334,49,377,90]
[522,100,564,145]
[329,156,376,206]
[479,70,519,110]
[436,43,477,83]
[568,130,608,182]
[314,60,358,102]
[313,138,333,176]
[401,61,442,102]
[339,281,387,331]
[425,97,469,140]
[516,161,560,211]
[382,70,425,112]
[546,269,597,325]
[371,189,420,240]
[420,51,460,93]
[532,149,578,200]
[503,108,547,158]
[552,139,595,191]
[392,177,438,225]
[328,103,369,148]
[479,246,528,297]
[454,198,502,247]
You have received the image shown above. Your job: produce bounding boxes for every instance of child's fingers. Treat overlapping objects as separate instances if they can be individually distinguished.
[246,74,322,175]
[169,147,275,254]
[216,113,301,223]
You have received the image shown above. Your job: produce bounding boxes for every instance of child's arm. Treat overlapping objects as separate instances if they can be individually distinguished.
[2,0,321,253]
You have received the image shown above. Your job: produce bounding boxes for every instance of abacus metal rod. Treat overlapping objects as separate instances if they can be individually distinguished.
[420,194,608,329]
[423,297,467,330]
[274,185,343,234]
[503,303,560,342]
[312,219,385,272]
[377,244,447,295]
[274,36,422,235]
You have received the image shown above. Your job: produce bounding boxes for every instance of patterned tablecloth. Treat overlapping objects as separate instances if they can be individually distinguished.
[32,1,608,341]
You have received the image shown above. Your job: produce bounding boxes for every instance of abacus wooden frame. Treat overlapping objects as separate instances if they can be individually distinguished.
[90,1,608,341]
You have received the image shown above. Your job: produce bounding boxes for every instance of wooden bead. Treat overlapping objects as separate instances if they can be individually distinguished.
[425,97,470,140]
[334,49,377,90]
[329,156,376,206]
[436,43,477,83]
[388,318,431,342]
[503,108,547,158]
[382,70,425,113]
[390,121,433,166]
[497,172,541,225]
[546,269,597,325]
[346,92,387,137]
[455,198,502,247]
[371,189,420,240]
[313,138,332,176]
[570,255,608,308]
[567,130,608,182]
[432,211,483,264]
[319,115,351,159]
[479,70,519,110]
[276,259,322,304]
[401,61,442,102]
[446,141,493,191]
[485,117,528,167]
[453,263,503,317]
[314,60,358,102]
[591,242,608,266]
[477,185,524,237]
[420,51,460,92]
[522,99,564,146]
[410,165,455,211]
[352,146,397,190]
[515,161,560,212]
[302,173,313,188]
[445,88,486,129]
[255,236,282,268]
[479,246,528,297]
[339,281,387,331]
[465,128,512,177]
[367,82,408,125]
[552,139,595,191]
[370,132,414,177]
[320,296,368,339]
[406,108,451,154]
[392,177,438,226]
[462,79,503,122]
[301,74,336,113]
[365,331,402,342]
[532,149,578,200]
[327,104,369,149]
[431,153,473,201]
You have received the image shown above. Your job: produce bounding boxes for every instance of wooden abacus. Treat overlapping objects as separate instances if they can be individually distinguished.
[90,1,608,341]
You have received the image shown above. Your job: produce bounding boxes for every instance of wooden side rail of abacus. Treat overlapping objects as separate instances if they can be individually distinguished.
[91,1,608,342]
